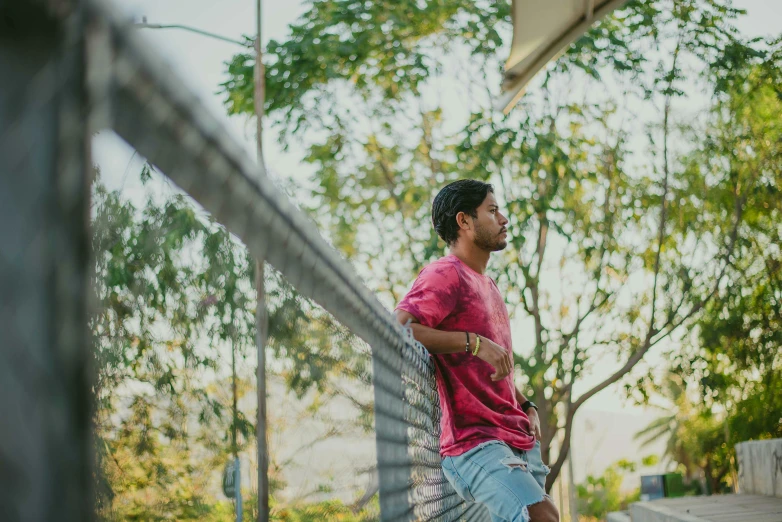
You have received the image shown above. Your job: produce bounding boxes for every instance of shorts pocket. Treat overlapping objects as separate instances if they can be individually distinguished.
[526,441,550,491]
[441,457,475,502]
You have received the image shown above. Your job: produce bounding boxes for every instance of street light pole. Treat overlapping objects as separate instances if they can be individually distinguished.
[232,335,243,522]
[254,1,265,168]
[133,14,268,522]
[253,2,270,522]
[135,20,251,48]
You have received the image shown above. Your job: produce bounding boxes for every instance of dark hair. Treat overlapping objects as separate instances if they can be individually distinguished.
[432,179,494,245]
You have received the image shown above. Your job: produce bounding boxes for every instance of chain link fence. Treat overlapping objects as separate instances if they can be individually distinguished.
[0,0,492,520]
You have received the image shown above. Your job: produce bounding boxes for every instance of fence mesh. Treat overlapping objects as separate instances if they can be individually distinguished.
[0,0,493,520]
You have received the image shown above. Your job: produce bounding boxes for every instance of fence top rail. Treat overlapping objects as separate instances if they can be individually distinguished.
[70,0,413,352]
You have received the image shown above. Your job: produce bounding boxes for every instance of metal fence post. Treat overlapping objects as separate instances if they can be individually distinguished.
[0,2,93,521]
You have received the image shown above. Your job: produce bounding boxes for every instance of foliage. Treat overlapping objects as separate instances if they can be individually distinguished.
[91,175,257,517]
[97,486,378,522]
[92,175,376,518]
[635,373,737,493]
[636,41,782,495]
[689,42,782,443]
[635,375,721,488]
[220,0,772,492]
[271,497,379,522]
[576,458,642,520]
[222,0,511,137]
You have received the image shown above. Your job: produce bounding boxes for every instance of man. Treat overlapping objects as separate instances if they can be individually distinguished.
[395,179,559,522]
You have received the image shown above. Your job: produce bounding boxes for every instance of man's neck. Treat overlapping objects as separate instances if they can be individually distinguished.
[449,242,490,274]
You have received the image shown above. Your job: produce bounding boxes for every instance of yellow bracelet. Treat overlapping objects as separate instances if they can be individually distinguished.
[472,335,481,356]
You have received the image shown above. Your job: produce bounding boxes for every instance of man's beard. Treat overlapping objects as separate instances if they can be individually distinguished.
[474,223,507,251]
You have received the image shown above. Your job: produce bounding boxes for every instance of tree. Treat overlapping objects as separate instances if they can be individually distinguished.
[634,376,695,478]
[91,172,258,518]
[688,38,782,445]
[91,173,377,518]
[644,40,782,493]
[634,373,724,492]
[576,457,649,520]
[221,0,768,492]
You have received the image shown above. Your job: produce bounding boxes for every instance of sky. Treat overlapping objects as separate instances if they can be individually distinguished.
[96,0,781,190]
[93,0,781,488]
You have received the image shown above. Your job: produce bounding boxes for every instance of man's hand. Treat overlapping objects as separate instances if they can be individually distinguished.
[526,406,542,441]
[475,335,514,381]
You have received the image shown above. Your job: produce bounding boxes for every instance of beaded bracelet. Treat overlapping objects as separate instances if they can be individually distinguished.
[464,331,470,353]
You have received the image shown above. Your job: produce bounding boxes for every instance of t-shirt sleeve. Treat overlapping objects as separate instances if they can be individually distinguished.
[396,263,460,328]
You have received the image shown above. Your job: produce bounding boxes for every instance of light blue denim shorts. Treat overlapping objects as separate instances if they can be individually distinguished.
[441,440,551,522]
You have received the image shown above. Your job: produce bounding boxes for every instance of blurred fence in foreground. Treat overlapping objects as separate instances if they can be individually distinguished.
[0,0,491,520]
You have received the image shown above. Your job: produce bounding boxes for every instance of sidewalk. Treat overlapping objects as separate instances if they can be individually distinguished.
[630,493,782,522]
[611,438,782,521]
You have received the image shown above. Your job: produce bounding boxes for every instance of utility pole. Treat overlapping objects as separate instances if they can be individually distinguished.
[134,14,267,522]
[254,0,266,168]
[253,1,270,522]
[232,335,243,522]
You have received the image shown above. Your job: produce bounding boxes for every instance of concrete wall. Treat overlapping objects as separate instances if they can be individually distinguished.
[735,438,782,497]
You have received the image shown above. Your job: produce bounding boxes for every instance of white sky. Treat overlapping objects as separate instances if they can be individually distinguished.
[98,0,780,184]
[93,0,780,485]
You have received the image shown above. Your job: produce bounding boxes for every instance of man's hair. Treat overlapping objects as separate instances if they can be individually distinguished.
[432,179,494,245]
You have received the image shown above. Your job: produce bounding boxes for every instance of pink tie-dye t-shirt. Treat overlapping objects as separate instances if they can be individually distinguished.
[397,254,535,457]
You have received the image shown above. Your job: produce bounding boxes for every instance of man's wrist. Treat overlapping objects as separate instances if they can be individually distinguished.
[520,400,538,414]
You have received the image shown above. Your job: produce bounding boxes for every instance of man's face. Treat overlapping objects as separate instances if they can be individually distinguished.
[471,192,509,251]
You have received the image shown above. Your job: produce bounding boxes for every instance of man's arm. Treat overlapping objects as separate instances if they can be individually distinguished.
[395,309,513,381]
[395,309,472,354]
[398,307,543,442]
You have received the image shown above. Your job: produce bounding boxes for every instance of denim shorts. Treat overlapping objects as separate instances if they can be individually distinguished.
[441,440,551,522]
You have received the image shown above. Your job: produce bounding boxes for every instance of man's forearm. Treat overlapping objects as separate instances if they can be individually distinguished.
[406,323,476,355]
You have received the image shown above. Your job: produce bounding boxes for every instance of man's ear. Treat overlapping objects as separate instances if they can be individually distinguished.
[455,211,471,231]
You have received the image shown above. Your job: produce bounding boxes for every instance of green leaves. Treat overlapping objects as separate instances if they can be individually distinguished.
[685,41,782,418]
[92,181,253,400]
[576,457,642,519]
[215,0,777,493]
[222,0,510,138]
[92,177,259,516]
[637,47,782,491]
[93,172,382,517]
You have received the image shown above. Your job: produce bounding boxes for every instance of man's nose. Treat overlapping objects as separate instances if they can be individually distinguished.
[499,213,509,226]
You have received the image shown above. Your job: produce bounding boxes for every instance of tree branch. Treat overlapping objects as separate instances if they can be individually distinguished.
[648,40,680,339]
[369,139,422,271]
[566,35,684,418]
[552,138,620,367]
[572,159,747,413]
[419,108,441,185]
[531,215,550,364]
